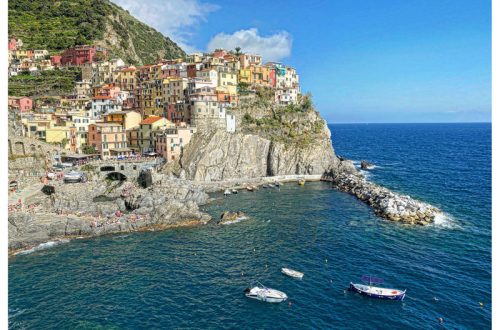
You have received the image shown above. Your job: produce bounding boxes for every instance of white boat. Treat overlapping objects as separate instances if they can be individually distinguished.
[281,267,304,279]
[224,189,231,196]
[348,276,406,301]
[244,282,288,303]
[231,189,238,194]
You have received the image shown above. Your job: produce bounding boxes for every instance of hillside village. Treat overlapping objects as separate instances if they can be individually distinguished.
[8,37,301,162]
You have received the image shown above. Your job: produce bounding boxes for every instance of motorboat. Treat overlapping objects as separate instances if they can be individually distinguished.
[244,282,288,303]
[224,189,231,196]
[348,276,406,301]
[281,267,304,279]
[231,189,238,194]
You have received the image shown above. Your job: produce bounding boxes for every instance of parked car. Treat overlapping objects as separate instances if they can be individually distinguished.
[63,171,87,183]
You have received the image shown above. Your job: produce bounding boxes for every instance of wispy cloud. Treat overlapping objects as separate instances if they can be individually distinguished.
[207,28,293,62]
[112,0,218,52]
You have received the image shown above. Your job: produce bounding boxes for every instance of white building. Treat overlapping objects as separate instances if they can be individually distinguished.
[89,97,122,118]
[275,88,299,105]
[226,111,236,133]
[196,69,218,87]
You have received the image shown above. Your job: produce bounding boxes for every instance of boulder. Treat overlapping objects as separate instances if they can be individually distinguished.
[218,211,247,224]
[360,160,375,170]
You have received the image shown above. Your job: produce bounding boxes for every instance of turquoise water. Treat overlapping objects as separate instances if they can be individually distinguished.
[9,123,491,329]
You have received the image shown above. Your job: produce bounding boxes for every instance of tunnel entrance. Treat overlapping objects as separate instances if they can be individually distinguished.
[106,172,127,181]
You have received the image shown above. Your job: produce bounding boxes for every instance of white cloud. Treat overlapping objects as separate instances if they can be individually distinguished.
[112,0,218,52]
[207,28,293,62]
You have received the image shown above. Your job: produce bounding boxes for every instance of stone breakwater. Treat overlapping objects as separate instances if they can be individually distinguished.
[331,173,440,225]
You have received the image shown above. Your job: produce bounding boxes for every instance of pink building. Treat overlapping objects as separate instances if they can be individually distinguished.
[51,55,62,66]
[155,125,196,162]
[212,49,227,58]
[8,96,33,112]
[8,37,17,51]
[61,45,97,66]
[95,84,121,98]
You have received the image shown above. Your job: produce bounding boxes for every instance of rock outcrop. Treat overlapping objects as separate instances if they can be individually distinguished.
[181,98,356,181]
[360,161,375,170]
[217,211,248,225]
[332,172,440,225]
[8,177,211,251]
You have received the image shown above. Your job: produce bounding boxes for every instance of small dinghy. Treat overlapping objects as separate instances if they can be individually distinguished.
[231,189,238,194]
[224,189,231,196]
[244,281,288,303]
[298,179,306,186]
[349,275,406,301]
[281,267,304,279]
[267,184,275,188]
[246,186,254,192]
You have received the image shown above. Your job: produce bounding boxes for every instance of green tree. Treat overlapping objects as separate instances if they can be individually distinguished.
[82,144,96,154]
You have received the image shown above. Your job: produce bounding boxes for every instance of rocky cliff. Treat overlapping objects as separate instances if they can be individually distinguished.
[181,92,355,181]
[9,175,211,251]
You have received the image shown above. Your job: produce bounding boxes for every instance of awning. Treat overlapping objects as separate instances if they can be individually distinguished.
[110,148,132,152]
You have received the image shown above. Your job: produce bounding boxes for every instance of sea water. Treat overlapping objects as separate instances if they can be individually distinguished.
[9,123,491,329]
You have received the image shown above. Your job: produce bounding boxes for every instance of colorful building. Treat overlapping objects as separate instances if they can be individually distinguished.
[61,45,97,66]
[155,125,197,162]
[88,123,130,159]
[103,111,142,130]
[138,116,170,152]
[8,96,33,112]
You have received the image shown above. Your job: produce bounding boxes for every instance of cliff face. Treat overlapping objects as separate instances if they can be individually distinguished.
[181,94,355,181]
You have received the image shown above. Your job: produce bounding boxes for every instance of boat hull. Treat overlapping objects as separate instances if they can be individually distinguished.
[349,283,405,301]
[245,294,287,303]
[244,287,288,303]
[281,268,304,279]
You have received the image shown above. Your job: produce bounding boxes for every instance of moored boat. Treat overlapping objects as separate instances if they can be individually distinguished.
[224,189,231,196]
[231,189,238,194]
[281,267,304,279]
[298,179,306,186]
[246,186,254,191]
[244,281,288,303]
[348,276,406,301]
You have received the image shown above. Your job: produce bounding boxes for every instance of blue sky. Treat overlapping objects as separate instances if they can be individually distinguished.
[114,0,491,123]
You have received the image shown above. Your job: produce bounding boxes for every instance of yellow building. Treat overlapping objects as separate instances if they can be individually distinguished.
[103,111,142,130]
[138,116,170,152]
[21,114,54,140]
[217,68,238,95]
[45,126,77,152]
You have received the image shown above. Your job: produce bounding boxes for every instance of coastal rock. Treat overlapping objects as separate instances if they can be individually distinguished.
[217,211,247,225]
[360,161,375,170]
[8,177,212,252]
[331,172,440,225]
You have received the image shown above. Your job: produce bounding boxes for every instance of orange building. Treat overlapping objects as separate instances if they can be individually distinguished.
[88,123,131,159]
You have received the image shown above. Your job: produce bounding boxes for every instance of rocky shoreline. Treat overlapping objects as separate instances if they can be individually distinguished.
[331,172,441,225]
[8,167,444,254]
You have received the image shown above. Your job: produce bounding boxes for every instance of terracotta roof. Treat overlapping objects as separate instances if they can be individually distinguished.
[140,116,163,125]
[92,95,113,100]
